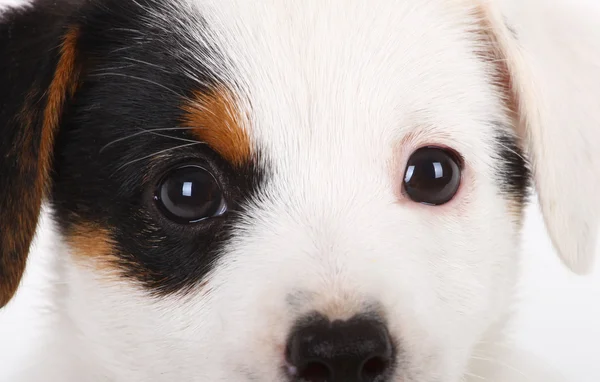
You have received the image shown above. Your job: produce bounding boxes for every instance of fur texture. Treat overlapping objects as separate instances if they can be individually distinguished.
[0,0,598,381]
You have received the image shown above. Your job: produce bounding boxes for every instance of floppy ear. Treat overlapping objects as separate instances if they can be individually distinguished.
[480,0,600,274]
[0,5,80,307]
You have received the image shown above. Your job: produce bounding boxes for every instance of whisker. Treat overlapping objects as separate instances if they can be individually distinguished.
[496,140,527,162]
[144,131,201,145]
[113,142,204,174]
[99,127,203,153]
[90,64,136,73]
[469,355,531,381]
[108,43,150,55]
[88,72,184,97]
[463,371,486,381]
[121,56,170,72]
[108,27,146,35]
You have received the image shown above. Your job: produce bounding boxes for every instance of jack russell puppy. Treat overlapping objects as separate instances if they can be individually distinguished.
[0,0,599,381]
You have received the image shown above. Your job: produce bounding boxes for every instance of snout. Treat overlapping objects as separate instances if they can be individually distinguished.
[285,313,396,382]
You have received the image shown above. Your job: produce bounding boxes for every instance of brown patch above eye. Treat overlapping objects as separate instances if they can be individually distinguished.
[181,87,251,167]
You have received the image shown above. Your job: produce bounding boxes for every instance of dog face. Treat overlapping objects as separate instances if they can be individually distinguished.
[1,0,599,381]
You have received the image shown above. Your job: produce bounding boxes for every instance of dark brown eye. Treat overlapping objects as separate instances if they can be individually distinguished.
[155,165,227,223]
[403,147,462,205]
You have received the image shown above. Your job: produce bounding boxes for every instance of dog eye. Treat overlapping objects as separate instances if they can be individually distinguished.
[403,147,462,205]
[155,165,227,223]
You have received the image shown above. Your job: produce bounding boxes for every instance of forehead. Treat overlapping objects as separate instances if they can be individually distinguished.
[45,0,526,295]
[180,0,503,164]
[69,0,505,175]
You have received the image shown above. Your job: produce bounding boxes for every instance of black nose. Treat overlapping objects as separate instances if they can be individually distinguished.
[286,314,395,382]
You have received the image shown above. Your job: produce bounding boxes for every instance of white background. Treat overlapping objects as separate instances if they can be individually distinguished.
[1,0,600,380]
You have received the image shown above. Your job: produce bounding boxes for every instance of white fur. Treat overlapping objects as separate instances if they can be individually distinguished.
[484,0,600,274]
[0,0,28,10]
[2,0,599,381]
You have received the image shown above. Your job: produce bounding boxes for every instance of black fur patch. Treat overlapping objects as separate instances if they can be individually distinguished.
[494,128,531,206]
[1,0,265,298]
[0,0,81,306]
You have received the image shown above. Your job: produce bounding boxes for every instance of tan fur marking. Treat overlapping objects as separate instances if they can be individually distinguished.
[40,26,80,193]
[66,223,124,275]
[0,27,80,307]
[471,6,519,122]
[67,224,156,283]
[313,290,366,322]
[67,224,115,259]
[182,88,251,167]
[472,5,527,219]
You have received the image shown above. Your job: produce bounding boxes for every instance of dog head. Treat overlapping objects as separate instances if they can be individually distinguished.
[1,0,598,381]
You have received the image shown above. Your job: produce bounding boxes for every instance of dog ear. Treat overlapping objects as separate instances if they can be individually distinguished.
[0,5,81,307]
[480,0,600,274]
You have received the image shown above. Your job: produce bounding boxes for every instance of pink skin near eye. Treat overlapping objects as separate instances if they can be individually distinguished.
[389,133,473,214]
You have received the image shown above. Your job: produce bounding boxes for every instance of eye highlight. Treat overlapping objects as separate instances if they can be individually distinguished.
[403,147,462,206]
[155,165,227,224]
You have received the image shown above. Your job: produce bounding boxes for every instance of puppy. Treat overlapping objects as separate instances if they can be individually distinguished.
[1,0,599,381]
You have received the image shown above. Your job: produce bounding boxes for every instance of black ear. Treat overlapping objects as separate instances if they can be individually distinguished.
[0,2,81,307]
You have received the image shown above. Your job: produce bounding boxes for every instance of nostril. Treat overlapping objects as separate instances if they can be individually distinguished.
[360,356,390,381]
[297,361,332,382]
